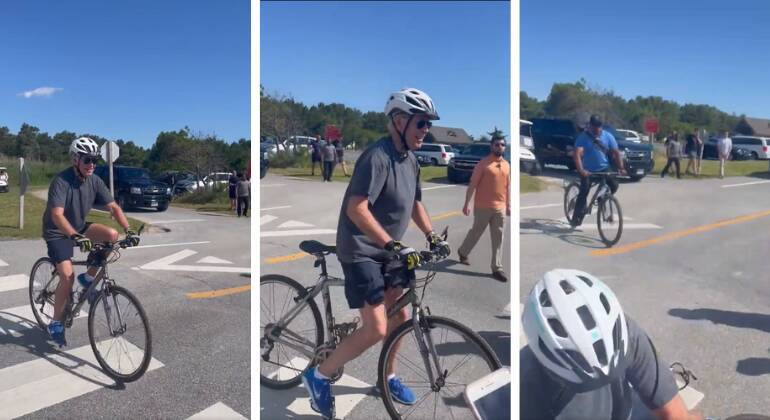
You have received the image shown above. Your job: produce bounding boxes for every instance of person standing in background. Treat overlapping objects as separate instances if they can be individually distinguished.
[717,130,732,179]
[322,140,337,182]
[311,135,323,176]
[661,132,682,179]
[228,170,238,211]
[236,172,250,217]
[334,139,349,177]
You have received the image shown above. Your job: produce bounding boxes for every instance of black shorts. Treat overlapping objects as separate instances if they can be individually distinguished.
[341,260,415,309]
[46,222,92,264]
[228,186,237,199]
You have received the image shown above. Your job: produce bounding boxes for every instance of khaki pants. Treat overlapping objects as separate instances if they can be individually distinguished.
[719,156,727,178]
[458,207,505,272]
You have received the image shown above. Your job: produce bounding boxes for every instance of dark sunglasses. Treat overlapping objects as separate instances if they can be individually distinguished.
[416,120,432,129]
[80,156,99,164]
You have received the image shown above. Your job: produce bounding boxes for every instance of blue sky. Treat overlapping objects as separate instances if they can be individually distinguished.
[0,0,249,148]
[522,0,770,118]
[261,1,510,140]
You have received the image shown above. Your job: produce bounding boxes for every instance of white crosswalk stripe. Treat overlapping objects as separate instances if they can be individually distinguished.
[0,304,86,335]
[0,341,163,418]
[261,214,337,238]
[0,274,29,293]
[187,402,247,419]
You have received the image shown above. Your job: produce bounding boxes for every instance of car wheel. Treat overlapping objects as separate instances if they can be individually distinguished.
[117,194,129,211]
[529,161,542,176]
[629,175,644,182]
[751,152,759,160]
[260,165,267,179]
[430,158,439,166]
[157,202,169,212]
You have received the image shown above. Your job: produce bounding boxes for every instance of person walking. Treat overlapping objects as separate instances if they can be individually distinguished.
[310,135,323,176]
[694,129,704,176]
[334,139,349,177]
[717,130,732,179]
[236,172,250,217]
[457,134,511,282]
[228,170,238,211]
[661,132,682,179]
[322,140,337,182]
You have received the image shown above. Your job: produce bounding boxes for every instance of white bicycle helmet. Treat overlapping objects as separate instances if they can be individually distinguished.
[70,137,100,158]
[384,88,439,120]
[522,269,629,385]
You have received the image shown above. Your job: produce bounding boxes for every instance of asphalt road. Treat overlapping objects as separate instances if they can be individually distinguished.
[259,172,512,419]
[0,204,250,418]
[520,171,770,417]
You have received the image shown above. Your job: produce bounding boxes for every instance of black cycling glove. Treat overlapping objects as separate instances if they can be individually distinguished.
[124,229,140,247]
[70,233,93,253]
[426,231,451,258]
[384,240,422,270]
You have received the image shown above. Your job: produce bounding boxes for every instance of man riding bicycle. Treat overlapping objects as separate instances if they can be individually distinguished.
[301,88,450,419]
[42,137,139,347]
[520,269,702,420]
[571,115,627,227]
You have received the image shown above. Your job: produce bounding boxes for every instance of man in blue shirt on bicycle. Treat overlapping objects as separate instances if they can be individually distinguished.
[571,115,627,227]
[301,88,450,419]
[42,137,139,347]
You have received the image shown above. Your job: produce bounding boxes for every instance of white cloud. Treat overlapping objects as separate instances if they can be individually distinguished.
[18,87,64,98]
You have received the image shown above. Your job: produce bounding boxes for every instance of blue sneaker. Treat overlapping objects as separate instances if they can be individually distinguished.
[301,367,334,419]
[77,273,97,305]
[47,320,66,347]
[388,376,416,405]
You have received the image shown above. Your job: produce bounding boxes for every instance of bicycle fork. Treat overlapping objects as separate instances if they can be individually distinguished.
[410,308,447,392]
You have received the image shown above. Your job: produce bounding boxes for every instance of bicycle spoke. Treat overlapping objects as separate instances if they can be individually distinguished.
[401,390,434,419]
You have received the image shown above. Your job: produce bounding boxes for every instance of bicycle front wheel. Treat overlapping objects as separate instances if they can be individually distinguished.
[29,257,60,330]
[260,274,324,389]
[563,181,580,224]
[88,285,152,382]
[378,316,503,420]
[597,195,623,247]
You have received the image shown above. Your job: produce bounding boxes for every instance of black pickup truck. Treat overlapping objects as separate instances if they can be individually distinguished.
[95,165,172,211]
[447,143,510,183]
[530,118,655,181]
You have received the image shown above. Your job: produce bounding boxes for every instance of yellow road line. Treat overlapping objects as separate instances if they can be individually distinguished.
[186,284,251,299]
[591,208,770,257]
[265,252,310,264]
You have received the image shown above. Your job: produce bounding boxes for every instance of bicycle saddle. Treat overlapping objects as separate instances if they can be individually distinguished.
[299,240,336,255]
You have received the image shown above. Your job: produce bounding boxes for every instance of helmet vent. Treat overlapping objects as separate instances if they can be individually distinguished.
[565,349,591,373]
[612,317,622,350]
[538,290,552,307]
[577,275,593,287]
[577,305,596,330]
[538,337,563,367]
[593,340,608,365]
[599,293,611,314]
[548,318,568,338]
[405,96,422,108]
[559,280,575,295]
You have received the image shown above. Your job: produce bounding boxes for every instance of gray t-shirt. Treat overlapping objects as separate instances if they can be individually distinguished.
[322,144,337,162]
[335,137,422,263]
[236,179,250,197]
[42,167,114,241]
[520,316,679,420]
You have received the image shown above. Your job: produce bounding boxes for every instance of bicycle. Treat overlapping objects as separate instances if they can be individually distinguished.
[260,228,503,419]
[564,171,624,247]
[28,226,152,383]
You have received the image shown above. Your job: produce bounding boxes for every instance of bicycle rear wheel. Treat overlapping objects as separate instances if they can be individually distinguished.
[88,285,152,382]
[29,257,60,330]
[378,316,502,419]
[597,195,623,247]
[563,181,580,224]
[260,274,324,389]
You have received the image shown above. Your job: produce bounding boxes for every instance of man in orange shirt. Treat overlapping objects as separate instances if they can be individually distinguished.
[458,134,511,282]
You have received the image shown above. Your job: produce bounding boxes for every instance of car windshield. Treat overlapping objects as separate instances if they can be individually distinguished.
[118,168,151,179]
[463,144,491,156]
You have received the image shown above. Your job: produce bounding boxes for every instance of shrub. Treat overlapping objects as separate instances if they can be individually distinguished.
[269,150,311,168]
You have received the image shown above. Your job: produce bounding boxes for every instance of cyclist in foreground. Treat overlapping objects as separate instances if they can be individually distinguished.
[520,269,702,420]
[42,137,139,347]
[571,115,627,227]
[302,88,450,419]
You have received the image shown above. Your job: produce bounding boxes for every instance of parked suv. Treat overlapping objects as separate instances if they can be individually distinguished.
[414,143,455,166]
[95,165,171,211]
[530,118,655,181]
[730,136,770,159]
[447,143,510,183]
[0,167,8,193]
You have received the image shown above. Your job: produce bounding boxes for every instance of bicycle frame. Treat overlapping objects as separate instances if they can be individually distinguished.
[586,176,612,212]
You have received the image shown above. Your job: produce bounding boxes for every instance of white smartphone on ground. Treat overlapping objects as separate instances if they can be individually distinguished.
[463,367,511,420]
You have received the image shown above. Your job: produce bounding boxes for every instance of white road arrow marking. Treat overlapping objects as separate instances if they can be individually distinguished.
[139,250,249,273]
[0,274,29,293]
[196,256,233,265]
[0,258,8,267]
[260,215,277,225]
[278,220,314,229]
[187,402,247,419]
[555,218,662,230]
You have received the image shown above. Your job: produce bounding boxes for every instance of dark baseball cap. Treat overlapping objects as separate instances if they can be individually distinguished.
[589,115,603,127]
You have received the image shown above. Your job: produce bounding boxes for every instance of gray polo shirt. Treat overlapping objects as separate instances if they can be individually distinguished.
[335,137,422,263]
[42,167,114,241]
[520,316,679,420]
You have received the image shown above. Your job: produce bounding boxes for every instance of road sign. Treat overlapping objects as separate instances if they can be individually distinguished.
[100,141,119,163]
[644,118,659,134]
[325,124,341,140]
